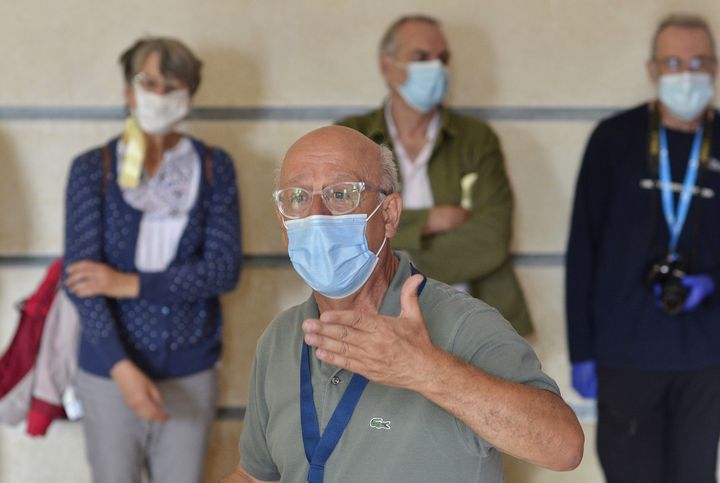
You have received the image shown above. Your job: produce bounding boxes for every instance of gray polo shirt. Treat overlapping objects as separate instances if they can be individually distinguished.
[240,251,560,482]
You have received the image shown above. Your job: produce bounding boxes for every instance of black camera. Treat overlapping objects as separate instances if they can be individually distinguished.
[647,257,689,315]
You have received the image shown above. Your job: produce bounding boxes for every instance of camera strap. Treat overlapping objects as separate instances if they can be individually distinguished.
[658,125,703,258]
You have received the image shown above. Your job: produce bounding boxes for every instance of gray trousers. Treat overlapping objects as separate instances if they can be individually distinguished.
[76,368,217,483]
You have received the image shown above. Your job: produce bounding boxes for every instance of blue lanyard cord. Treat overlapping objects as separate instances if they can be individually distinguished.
[300,342,368,483]
[658,126,703,257]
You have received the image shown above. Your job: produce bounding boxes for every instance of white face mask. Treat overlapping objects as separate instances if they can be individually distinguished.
[132,85,190,135]
[658,72,714,122]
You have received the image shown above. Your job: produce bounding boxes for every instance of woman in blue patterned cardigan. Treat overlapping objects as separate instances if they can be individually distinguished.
[63,37,242,483]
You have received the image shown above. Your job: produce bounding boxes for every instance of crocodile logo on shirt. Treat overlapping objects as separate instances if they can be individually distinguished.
[369,417,391,430]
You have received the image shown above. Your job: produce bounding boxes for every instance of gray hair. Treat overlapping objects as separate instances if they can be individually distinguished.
[379,14,441,57]
[651,13,716,59]
[378,144,399,195]
[119,37,203,94]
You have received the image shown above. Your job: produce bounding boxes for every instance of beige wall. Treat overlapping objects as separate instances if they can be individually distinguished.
[2,1,720,481]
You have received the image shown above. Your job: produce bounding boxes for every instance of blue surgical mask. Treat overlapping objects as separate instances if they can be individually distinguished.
[284,202,387,299]
[397,59,448,113]
[658,72,714,122]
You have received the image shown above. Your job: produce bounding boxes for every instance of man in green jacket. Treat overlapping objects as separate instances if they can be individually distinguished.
[338,14,532,335]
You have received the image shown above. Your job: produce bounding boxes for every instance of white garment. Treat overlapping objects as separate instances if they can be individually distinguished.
[34,289,81,419]
[385,103,469,293]
[385,102,439,209]
[0,289,82,428]
[117,137,201,272]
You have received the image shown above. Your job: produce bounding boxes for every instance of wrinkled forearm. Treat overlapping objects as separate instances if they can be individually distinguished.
[414,348,584,471]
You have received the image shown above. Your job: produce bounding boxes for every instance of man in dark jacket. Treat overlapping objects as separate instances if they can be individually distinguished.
[566,13,720,483]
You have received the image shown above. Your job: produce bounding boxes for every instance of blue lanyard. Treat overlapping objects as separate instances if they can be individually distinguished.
[299,266,426,483]
[658,126,703,257]
[300,343,368,483]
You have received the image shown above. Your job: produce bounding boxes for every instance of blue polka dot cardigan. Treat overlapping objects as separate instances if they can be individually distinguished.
[63,137,242,379]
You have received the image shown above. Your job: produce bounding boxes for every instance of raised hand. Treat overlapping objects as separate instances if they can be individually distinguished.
[302,274,441,390]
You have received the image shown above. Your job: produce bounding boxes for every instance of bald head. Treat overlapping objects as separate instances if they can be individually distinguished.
[274,126,405,302]
[278,125,397,194]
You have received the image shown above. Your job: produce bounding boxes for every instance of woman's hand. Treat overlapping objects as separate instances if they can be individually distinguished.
[110,360,169,422]
[65,260,140,298]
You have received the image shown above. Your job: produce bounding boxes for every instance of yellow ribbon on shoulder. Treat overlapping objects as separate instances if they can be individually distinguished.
[118,117,146,189]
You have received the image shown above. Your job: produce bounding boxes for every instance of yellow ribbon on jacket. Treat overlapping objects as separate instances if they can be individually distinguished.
[118,117,146,189]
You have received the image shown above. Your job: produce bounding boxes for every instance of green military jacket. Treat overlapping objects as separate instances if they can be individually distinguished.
[338,105,533,335]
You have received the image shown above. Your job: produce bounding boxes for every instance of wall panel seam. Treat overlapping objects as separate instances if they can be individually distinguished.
[0,105,620,122]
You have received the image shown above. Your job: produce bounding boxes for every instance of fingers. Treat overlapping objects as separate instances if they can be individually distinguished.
[148,381,165,409]
[145,383,169,421]
[64,271,85,287]
[304,316,361,337]
[65,261,98,296]
[66,282,99,298]
[65,264,95,287]
[65,275,101,298]
[112,361,169,422]
[131,384,168,422]
[65,260,101,280]
[303,318,362,355]
[314,348,359,375]
[304,327,363,375]
[399,274,424,320]
[64,261,111,298]
[137,400,169,422]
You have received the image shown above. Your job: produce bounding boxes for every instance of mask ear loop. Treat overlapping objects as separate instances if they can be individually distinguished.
[373,235,388,257]
[366,194,387,221]
[367,194,389,257]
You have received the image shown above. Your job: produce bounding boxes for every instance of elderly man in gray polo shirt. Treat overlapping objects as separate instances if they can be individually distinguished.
[223,126,583,483]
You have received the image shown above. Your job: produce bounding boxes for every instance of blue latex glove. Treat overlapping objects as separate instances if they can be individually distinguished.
[682,274,715,312]
[571,360,597,399]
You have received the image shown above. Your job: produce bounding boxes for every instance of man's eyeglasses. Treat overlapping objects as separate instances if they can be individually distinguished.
[654,55,717,73]
[273,181,389,219]
[133,73,185,93]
